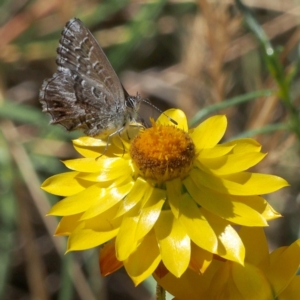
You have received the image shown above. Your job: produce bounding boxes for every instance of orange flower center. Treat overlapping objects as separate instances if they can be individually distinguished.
[130,121,195,182]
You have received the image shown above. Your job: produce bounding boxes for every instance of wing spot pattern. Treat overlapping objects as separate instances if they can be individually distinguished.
[92,87,103,99]
[104,76,113,86]
[93,61,104,75]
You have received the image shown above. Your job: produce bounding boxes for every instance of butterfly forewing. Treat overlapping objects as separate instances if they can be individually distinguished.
[57,18,124,100]
[39,18,136,137]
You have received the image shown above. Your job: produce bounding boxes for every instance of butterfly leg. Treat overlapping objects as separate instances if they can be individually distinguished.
[95,126,126,160]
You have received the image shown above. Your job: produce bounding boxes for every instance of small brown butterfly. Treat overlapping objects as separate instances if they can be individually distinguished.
[39,18,141,137]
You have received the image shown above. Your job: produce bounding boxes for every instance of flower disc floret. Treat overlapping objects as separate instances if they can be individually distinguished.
[130,121,195,182]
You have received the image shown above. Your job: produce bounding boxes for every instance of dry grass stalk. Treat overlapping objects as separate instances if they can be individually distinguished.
[176,0,241,118]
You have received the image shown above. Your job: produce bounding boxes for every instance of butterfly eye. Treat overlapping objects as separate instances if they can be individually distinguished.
[126,96,138,109]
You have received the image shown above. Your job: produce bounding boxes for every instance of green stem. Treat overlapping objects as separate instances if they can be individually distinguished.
[156,283,166,300]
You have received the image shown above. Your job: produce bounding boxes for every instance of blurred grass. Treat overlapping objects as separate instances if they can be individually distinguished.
[189,89,273,126]
[1,0,300,299]
[0,130,17,298]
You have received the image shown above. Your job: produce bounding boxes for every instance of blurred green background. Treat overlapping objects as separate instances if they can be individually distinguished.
[1,0,300,299]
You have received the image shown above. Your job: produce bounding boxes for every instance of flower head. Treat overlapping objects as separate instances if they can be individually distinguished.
[42,109,288,285]
[130,119,195,181]
[154,227,300,300]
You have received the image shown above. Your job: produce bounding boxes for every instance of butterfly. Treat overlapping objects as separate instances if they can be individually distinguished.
[39,18,141,137]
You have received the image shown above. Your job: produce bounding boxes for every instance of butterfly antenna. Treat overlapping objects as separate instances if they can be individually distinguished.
[142,99,178,125]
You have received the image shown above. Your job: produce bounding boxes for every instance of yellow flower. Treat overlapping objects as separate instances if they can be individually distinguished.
[155,227,300,300]
[42,109,288,285]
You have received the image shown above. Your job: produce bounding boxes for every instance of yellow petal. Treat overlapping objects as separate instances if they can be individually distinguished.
[206,262,231,298]
[199,144,235,159]
[73,136,107,147]
[135,188,165,240]
[202,210,245,264]
[178,193,218,253]
[278,276,300,300]
[184,177,268,226]
[116,204,140,261]
[166,178,182,218]
[154,262,221,299]
[191,115,227,149]
[116,177,152,217]
[62,157,124,172]
[261,202,281,220]
[48,184,106,216]
[190,168,289,196]
[67,205,122,251]
[55,213,82,236]
[231,262,273,299]
[239,227,269,266]
[190,242,212,274]
[223,138,262,153]
[68,227,119,251]
[223,172,289,194]
[81,182,134,220]
[77,162,131,182]
[124,230,161,286]
[198,137,264,176]
[83,204,122,231]
[41,172,91,196]
[267,240,300,296]
[233,195,281,222]
[157,109,188,132]
[155,211,190,277]
[116,188,165,260]
[197,152,267,175]
[72,137,106,158]
[207,261,268,299]
[72,137,121,158]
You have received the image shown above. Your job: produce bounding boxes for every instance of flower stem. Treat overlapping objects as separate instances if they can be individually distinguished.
[156,283,166,300]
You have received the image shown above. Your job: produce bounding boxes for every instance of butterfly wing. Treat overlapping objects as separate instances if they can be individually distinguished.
[39,18,127,136]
